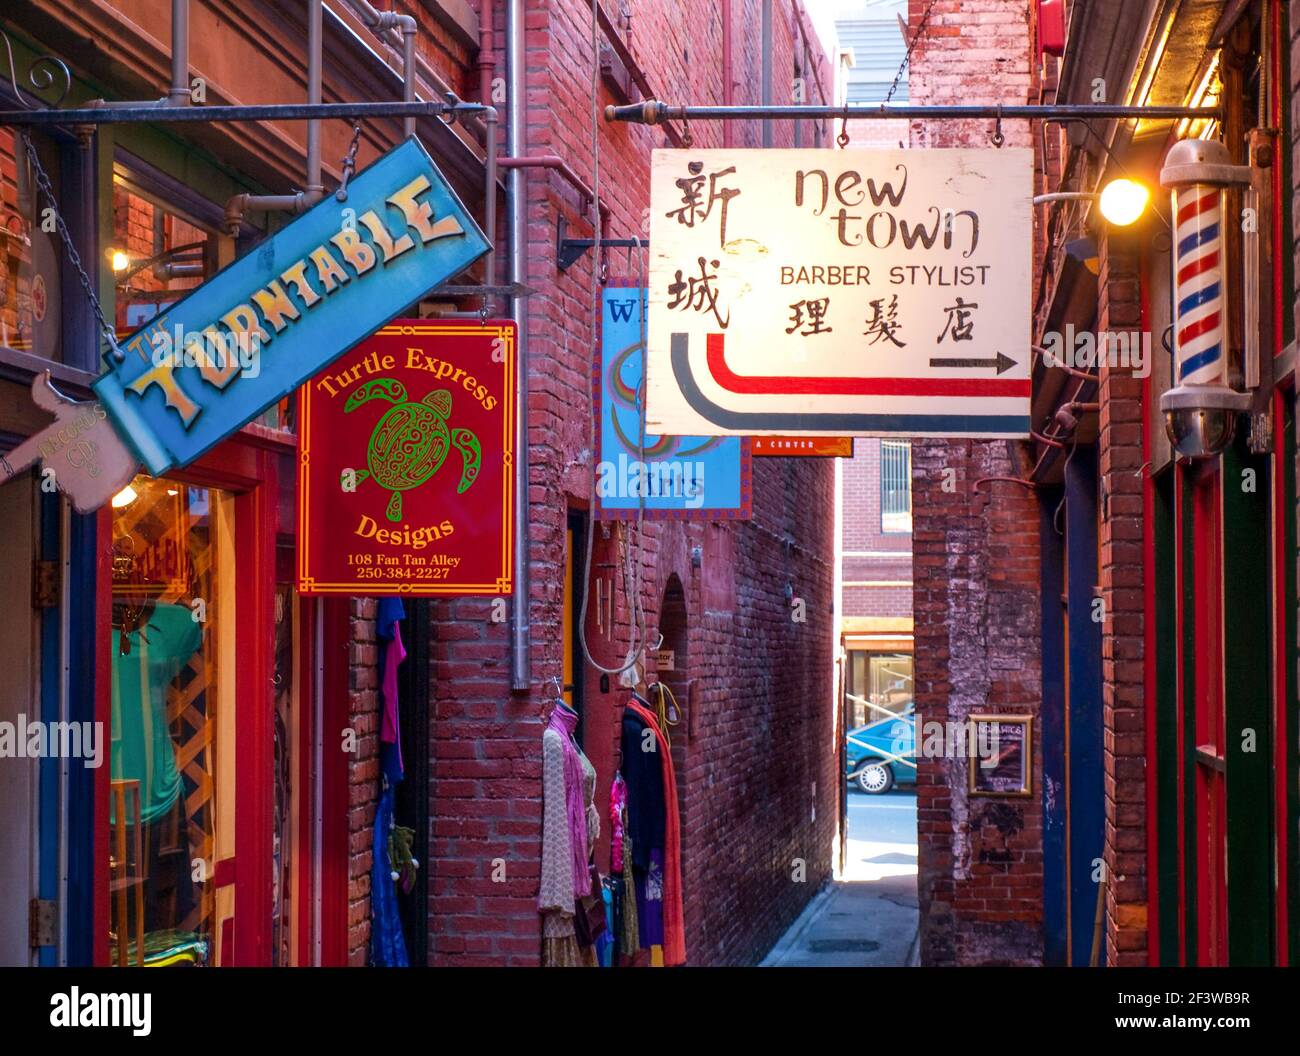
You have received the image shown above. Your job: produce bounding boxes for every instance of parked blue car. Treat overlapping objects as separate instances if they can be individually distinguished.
[845,703,916,794]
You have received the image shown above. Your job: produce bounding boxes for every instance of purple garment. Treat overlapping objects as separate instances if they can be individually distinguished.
[381,622,406,745]
[547,703,592,899]
[634,848,665,948]
[376,597,405,785]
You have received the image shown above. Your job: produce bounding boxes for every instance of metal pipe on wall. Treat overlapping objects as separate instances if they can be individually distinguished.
[169,0,191,104]
[721,0,733,148]
[88,0,192,108]
[223,0,325,233]
[761,0,772,147]
[479,0,497,300]
[507,0,530,691]
[354,0,419,139]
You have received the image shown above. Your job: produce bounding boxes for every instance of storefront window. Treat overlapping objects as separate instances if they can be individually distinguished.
[0,126,63,358]
[847,651,914,727]
[110,175,215,335]
[881,440,912,533]
[108,475,236,967]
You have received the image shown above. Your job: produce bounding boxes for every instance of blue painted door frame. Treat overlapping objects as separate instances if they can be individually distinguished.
[1065,447,1104,965]
[1040,487,1067,966]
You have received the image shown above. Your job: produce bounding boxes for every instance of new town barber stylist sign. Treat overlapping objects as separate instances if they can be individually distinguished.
[647,148,1032,438]
[0,138,489,512]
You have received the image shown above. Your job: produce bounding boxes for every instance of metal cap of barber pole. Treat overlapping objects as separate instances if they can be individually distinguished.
[1158,139,1252,460]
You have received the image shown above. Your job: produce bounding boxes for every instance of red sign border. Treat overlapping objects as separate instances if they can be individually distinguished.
[296,321,515,596]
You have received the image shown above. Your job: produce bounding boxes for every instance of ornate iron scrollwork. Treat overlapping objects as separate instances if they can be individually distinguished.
[2,30,71,110]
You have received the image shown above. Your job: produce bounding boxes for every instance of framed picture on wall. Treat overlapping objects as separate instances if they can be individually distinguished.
[968,715,1033,797]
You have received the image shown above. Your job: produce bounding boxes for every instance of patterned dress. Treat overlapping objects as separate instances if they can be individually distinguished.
[539,726,600,967]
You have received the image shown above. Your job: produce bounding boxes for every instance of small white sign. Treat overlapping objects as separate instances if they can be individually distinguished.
[647,148,1033,437]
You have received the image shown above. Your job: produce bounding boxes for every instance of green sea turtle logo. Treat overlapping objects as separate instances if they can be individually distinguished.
[343,378,481,522]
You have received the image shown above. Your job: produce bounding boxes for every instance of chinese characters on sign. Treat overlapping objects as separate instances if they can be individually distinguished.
[647,149,1033,438]
[297,322,515,595]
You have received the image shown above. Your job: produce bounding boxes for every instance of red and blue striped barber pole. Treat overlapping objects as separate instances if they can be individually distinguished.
[1158,137,1253,461]
[1173,184,1226,386]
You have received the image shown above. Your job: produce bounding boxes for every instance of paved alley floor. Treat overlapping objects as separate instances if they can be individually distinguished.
[761,790,919,967]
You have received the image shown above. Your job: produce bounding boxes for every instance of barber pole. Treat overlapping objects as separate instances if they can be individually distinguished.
[1172,184,1226,386]
[1158,138,1252,460]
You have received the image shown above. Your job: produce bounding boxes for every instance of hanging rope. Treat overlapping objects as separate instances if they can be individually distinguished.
[575,0,647,679]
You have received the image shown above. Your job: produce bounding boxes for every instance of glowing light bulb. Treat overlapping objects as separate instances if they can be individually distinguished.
[110,249,130,272]
[1099,179,1149,226]
[111,485,138,508]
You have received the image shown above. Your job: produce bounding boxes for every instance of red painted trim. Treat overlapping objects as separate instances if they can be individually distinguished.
[213,856,237,888]
[1174,468,1187,965]
[319,597,351,966]
[295,595,317,967]
[1192,470,1228,965]
[1141,267,1159,965]
[234,449,276,966]
[1272,388,1290,965]
[704,332,1031,398]
[93,505,112,968]
[1270,0,1290,967]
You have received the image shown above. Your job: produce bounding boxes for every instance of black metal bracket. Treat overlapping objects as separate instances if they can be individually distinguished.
[428,282,536,298]
[556,215,645,272]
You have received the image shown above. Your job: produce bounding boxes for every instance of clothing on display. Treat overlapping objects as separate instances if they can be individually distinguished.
[620,708,666,871]
[538,701,600,967]
[371,598,409,967]
[110,602,201,826]
[623,696,686,966]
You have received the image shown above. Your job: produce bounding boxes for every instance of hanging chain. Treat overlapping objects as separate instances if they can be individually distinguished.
[885,0,940,106]
[20,131,123,362]
[838,101,850,148]
[334,122,364,202]
[990,103,1004,147]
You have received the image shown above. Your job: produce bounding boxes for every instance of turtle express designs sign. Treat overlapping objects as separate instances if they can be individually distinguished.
[297,321,515,595]
[596,284,750,520]
[2,139,489,516]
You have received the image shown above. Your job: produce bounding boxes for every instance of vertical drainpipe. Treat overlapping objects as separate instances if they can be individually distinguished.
[169,0,191,104]
[507,0,530,690]
[721,0,733,148]
[479,2,497,302]
[306,0,323,195]
[354,1,419,139]
[761,0,773,147]
[399,19,417,139]
[223,0,323,231]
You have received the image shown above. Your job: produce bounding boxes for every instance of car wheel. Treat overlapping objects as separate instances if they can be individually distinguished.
[857,763,894,795]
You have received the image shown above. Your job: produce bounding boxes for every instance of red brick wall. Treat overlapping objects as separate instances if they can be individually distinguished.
[347,597,381,965]
[842,438,913,621]
[907,0,1045,966]
[1095,228,1148,966]
[422,0,837,967]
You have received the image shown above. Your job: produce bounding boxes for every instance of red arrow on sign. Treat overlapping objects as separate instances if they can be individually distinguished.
[705,334,1030,398]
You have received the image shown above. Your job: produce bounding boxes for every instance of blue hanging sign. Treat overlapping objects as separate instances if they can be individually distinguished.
[596,284,751,520]
[94,137,489,477]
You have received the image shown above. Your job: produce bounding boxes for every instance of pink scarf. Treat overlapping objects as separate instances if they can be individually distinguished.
[547,704,591,898]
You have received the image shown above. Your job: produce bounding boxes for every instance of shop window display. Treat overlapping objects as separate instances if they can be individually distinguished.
[108,476,235,966]
[0,126,63,359]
